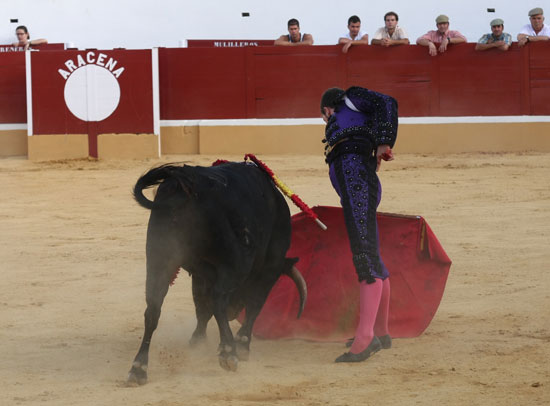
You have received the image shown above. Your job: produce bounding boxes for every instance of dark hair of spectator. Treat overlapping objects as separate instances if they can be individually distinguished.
[320,88,345,114]
[384,11,399,21]
[16,25,30,38]
[348,15,361,25]
[287,18,300,27]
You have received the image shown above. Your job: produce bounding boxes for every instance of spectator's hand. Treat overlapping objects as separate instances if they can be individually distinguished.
[494,40,505,47]
[341,41,353,53]
[428,42,437,56]
[381,38,392,47]
[376,145,394,171]
[438,38,449,53]
[518,37,528,47]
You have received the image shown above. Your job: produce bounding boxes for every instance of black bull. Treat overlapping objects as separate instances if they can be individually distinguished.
[127,162,307,385]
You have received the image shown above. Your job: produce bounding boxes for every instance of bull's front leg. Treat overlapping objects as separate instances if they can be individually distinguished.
[212,288,239,371]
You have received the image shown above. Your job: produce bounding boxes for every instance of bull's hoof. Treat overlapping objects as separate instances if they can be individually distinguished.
[189,332,206,347]
[235,336,250,361]
[218,353,239,371]
[126,363,148,386]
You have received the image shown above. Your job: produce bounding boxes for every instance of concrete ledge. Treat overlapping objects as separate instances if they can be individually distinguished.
[160,126,199,154]
[398,122,550,153]
[5,120,550,159]
[199,125,325,155]
[28,134,88,161]
[98,133,160,159]
[0,129,28,157]
[194,121,550,154]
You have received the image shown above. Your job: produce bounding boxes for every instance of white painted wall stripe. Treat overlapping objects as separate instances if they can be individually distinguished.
[160,116,550,127]
[4,116,550,133]
[0,124,27,131]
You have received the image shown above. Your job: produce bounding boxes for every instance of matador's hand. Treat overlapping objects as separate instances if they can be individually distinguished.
[376,145,394,171]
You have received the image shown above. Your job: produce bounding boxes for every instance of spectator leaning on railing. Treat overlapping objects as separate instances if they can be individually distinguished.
[475,19,512,51]
[371,11,409,47]
[274,18,314,46]
[416,15,466,56]
[517,7,550,47]
[12,25,48,50]
[338,15,369,53]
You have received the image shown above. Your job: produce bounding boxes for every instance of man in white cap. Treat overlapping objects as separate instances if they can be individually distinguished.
[416,14,466,56]
[475,18,512,51]
[518,7,550,47]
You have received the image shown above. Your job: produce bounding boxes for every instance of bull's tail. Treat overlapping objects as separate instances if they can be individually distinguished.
[133,164,194,210]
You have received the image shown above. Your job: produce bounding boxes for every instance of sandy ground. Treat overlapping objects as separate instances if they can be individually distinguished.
[1,152,549,406]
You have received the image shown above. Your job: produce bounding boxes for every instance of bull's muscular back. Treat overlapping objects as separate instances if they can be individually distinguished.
[137,162,292,278]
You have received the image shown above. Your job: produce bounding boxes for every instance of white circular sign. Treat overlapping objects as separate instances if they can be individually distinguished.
[64,64,121,122]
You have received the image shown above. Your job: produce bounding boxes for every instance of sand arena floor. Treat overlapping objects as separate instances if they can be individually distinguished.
[1,153,548,406]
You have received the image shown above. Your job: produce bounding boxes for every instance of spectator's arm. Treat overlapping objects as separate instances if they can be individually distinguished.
[390,38,410,45]
[475,42,508,51]
[417,37,438,56]
[448,35,466,44]
[274,35,290,46]
[30,38,48,46]
[341,34,368,53]
[528,35,550,42]
[297,33,314,45]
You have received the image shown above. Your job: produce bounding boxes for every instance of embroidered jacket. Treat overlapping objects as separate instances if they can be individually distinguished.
[324,86,398,153]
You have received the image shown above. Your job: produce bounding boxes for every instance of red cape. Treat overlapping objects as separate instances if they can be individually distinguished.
[247,206,452,341]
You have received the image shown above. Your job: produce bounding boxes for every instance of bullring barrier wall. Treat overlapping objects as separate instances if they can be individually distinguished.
[1,43,549,159]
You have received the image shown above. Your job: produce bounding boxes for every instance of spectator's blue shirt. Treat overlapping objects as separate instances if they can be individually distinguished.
[477,32,513,45]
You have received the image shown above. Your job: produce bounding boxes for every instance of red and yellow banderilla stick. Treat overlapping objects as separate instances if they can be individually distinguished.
[244,154,327,231]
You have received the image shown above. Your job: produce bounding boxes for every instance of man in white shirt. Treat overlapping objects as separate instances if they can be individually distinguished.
[371,11,410,46]
[518,7,550,47]
[338,15,369,53]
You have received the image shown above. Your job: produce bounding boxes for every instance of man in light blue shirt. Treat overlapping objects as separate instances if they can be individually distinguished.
[475,18,512,51]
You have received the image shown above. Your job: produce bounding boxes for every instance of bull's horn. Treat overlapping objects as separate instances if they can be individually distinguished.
[288,265,307,319]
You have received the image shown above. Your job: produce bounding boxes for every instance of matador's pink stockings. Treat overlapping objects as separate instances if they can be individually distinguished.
[349,277,390,354]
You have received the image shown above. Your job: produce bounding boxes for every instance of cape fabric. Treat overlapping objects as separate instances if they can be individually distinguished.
[246,206,451,341]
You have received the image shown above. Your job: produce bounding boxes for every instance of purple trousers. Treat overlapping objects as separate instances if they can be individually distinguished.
[329,152,389,283]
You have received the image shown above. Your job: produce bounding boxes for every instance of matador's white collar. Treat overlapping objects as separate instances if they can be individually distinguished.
[344,96,360,112]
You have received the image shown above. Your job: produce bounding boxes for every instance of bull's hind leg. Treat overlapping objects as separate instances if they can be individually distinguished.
[212,268,244,372]
[127,265,174,386]
[189,274,213,346]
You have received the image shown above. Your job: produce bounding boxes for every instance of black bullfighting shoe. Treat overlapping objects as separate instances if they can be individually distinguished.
[346,334,392,349]
[377,334,392,349]
[335,336,382,363]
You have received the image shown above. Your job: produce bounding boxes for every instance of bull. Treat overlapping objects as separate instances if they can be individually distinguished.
[127,162,307,385]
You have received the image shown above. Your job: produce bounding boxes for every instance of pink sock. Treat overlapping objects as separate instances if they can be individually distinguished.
[374,277,391,337]
[350,279,383,354]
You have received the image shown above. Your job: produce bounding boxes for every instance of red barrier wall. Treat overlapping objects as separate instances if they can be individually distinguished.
[159,42,549,119]
[31,49,154,135]
[2,43,549,124]
[0,52,26,123]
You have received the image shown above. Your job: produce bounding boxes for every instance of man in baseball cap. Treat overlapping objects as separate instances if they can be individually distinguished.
[518,7,550,47]
[416,14,467,56]
[475,18,512,51]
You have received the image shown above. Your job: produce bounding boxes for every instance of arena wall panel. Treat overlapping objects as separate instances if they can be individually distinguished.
[2,43,550,159]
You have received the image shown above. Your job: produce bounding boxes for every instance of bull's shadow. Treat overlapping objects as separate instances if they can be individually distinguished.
[127,162,306,386]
